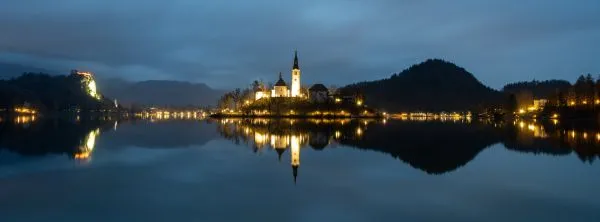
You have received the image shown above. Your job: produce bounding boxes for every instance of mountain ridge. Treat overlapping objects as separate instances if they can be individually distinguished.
[100,79,225,107]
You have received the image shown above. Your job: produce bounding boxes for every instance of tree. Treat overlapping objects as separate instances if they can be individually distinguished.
[300,86,309,97]
[506,94,517,112]
[231,88,242,110]
[251,80,265,91]
[218,93,233,110]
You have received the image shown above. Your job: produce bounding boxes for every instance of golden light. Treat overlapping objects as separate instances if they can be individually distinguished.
[335,98,341,103]
[291,135,300,167]
[518,109,525,114]
[87,79,100,100]
[583,100,588,105]
[254,132,267,144]
[334,131,341,139]
[596,99,600,104]
[569,101,575,106]
[596,133,600,141]
[551,113,559,119]
[570,130,576,138]
[583,132,588,139]
[552,119,558,125]
[356,100,363,106]
[75,129,99,160]
[356,127,363,136]
[527,124,535,131]
[519,121,525,129]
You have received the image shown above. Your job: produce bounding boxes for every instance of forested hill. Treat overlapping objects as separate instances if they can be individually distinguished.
[0,73,113,112]
[502,80,571,98]
[340,59,503,112]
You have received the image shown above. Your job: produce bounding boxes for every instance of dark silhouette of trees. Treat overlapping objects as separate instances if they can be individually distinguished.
[0,72,113,113]
[339,59,503,112]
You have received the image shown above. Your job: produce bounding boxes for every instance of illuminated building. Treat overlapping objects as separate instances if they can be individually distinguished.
[533,99,548,109]
[291,50,301,97]
[523,99,548,113]
[271,72,289,97]
[255,90,268,100]
[71,70,101,100]
[256,51,303,99]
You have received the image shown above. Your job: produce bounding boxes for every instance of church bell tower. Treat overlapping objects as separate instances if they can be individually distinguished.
[290,50,301,97]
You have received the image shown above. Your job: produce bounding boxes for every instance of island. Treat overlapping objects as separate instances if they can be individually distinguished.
[212,51,383,118]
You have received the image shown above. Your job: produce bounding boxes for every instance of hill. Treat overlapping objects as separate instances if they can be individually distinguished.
[0,72,114,112]
[0,62,59,79]
[100,79,224,107]
[340,59,503,112]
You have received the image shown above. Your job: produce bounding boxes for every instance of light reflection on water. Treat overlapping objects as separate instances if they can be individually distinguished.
[0,117,599,221]
[2,117,600,174]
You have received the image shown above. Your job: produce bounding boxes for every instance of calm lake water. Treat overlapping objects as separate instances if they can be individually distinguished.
[0,117,599,222]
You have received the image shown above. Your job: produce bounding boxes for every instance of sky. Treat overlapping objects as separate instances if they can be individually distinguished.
[0,0,599,89]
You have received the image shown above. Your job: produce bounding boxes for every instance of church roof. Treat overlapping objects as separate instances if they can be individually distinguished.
[292,50,299,70]
[275,72,287,87]
[309,84,328,91]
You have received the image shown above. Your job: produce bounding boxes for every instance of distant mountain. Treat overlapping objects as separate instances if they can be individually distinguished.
[0,62,59,79]
[340,59,503,112]
[100,79,225,107]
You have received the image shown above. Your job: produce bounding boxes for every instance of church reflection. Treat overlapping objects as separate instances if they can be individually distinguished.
[216,118,600,178]
[219,119,311,183]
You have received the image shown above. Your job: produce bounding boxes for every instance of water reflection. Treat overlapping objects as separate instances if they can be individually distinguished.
[0,117,220,164]
[216,118,600,176]
[0,117,113,160]
[2,117,599,176]
[73,128,100,161]
[506,119,600,162]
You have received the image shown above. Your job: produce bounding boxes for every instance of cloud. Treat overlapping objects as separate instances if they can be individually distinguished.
[0,0,599,89]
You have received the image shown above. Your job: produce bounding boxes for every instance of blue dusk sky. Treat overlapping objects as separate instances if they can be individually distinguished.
[0,0,598,89]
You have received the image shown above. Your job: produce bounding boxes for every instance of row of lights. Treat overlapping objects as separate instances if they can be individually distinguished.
[568,99,600,106]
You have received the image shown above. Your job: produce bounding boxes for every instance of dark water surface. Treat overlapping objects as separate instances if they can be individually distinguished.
[0,117,599,222]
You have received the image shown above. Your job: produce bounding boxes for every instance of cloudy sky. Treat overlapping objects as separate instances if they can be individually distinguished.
[0,0,598,89]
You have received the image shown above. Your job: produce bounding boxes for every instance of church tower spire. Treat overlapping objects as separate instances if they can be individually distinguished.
[293,50,299,70]
[290,50,301,97]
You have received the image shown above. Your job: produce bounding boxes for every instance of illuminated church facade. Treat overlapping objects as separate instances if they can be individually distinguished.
[256,51,303,100]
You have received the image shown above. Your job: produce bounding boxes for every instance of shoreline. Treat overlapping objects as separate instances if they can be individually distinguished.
[209,113,384,119]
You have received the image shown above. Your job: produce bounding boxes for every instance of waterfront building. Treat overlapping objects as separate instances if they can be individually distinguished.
[308,84,329,103]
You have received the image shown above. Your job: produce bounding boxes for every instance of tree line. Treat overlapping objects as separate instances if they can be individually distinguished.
[503,74,600,109]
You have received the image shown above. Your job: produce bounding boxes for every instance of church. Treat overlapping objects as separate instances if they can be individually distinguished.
[255,51,303,100]
[254,51,330,103]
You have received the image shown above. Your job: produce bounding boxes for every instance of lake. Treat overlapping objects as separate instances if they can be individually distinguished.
[0,117,599,222]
